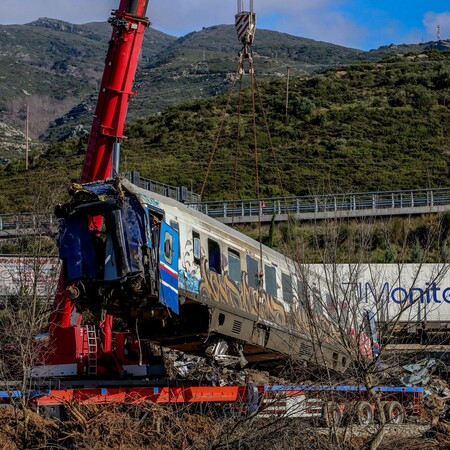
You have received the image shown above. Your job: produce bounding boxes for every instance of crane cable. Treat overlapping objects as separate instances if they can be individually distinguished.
[200,61,242,199]
[232,74,244,226]
[199,42,266,311]
[248,51,265,284]
[201,1,256,200]
[200,2,291,318]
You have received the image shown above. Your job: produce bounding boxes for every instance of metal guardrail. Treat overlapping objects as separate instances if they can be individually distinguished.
[0,213,56,232]
[127,171,201,204]
[188,188,450,222]
[2,187,450,234]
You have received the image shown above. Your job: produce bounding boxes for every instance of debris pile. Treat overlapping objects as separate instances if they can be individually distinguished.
[0,407,59,450]
[165,349,288,386]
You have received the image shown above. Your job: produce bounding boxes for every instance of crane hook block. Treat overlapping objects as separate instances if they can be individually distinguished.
[235,1,256,45]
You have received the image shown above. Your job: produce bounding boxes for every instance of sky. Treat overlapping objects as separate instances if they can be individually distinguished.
[0,0,449,51]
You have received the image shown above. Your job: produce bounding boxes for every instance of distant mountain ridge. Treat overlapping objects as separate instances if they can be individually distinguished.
[27,17,176,57]
[0,18,449,157]
[27,17,112,40]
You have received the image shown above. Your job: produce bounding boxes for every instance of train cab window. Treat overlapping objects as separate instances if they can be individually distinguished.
[264,264,277,298]
[169,221,180,258]
[228,249,241,284]
[193,231,201,265]
[163,231,173,265]
[246,256,259,289]
[282,273,293,303]
[208,239,221,274]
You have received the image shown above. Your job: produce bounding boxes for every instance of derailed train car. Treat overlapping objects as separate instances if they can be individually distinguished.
[56,177,351,373]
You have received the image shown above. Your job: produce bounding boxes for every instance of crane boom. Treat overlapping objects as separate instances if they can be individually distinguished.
[80,0,150,183]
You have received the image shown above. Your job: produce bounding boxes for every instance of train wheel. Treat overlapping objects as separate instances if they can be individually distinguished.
[356,401,373,426]
[323,401,342,427]
[384,401,405,424]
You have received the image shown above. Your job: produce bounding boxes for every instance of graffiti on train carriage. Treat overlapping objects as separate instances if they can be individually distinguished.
[194,256,339,342]
[177,236,297,326]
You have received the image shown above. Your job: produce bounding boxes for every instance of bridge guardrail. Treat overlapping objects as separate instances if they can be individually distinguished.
[188,188,450,219]
[0,213,56,232]
[2,188,450,232]
[127,171,201,203]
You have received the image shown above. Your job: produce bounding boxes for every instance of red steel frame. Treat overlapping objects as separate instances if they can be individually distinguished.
[33,386,246,407]
[80,0,150,183]
[31,385,423,419]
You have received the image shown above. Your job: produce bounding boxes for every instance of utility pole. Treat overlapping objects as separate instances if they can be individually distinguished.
[285,66,291,122]
[25,105,29,170]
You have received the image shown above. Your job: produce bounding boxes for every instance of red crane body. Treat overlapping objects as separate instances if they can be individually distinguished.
[41,0,150,379]
[81,0,150,183]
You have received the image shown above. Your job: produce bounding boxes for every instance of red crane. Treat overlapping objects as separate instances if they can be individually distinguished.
[81,0,150,183]
[38,0,151,379]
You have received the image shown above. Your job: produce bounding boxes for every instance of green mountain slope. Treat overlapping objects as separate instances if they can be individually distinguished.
[40,24,369,142]
[4,18,442,147]
[1,51,450,213]
[117,52,450,200]
[37,25,446,144]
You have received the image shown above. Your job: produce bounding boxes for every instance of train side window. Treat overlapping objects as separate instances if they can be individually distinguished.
[193,231,201,265]
[311,283,323,314]
[164,231,173,265]
[264,264,277,298]
[282,273,293,303]
[297,280,306,309]
[170,220,179,232]
[246,256,259,289]
[208,239,221,274]
[169,221,180,260]
[228,249,241,284]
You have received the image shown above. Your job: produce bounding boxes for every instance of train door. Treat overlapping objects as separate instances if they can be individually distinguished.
[159,221,180,314]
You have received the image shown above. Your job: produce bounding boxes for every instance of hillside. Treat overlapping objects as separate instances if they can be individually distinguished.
[116,51,450,200]
[0,18,176,145]
[2,18,444,148]
[0,122,45,165]
[41,25,369,142]
[1,50,450,213]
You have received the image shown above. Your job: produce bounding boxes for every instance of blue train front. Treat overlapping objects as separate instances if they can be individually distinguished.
[56,178,180,318]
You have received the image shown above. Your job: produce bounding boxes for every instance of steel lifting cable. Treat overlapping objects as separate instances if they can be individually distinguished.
[202,0,256,200]
[248,53,264,283]
[254,81,286,200]
[200,60,243,200]
[253,79,294,244]
[232,73,245,226]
